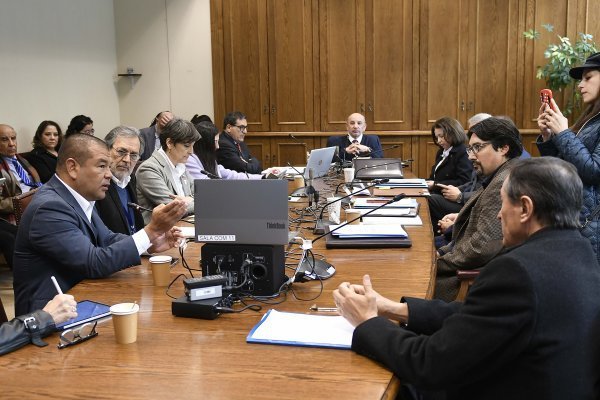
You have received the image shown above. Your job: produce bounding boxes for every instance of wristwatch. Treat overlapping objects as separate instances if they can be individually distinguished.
[457,192,464,204]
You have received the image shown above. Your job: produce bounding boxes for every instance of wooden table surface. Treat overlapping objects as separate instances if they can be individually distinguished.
[0,195,434,400]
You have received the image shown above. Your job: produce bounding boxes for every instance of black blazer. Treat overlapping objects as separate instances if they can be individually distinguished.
[326,134,383,162]
[352,228,600,399]
[95,178,145,235]
[428,144,472,192]
[22,148,57,183]
[216,132,262,174]
[139,126,158,161]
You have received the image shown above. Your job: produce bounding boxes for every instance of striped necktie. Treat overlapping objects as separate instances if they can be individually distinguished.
[10,158,41,187]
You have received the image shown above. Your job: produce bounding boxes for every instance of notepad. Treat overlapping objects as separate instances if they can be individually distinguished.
[247,309,354,349]
[329,224,408,238]
[353,197,419,209]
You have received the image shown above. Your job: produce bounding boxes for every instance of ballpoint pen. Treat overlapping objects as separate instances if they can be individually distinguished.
[309,304,339,313]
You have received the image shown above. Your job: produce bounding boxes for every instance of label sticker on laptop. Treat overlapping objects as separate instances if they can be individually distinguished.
[196,235,236,242]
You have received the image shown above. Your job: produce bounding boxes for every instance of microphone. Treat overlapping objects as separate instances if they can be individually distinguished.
[200,170,221,179]
[288,134,309,160]
[314,180,386,234]
[306,168,315,207]
[366,144,400,158]
[334,178,389,195]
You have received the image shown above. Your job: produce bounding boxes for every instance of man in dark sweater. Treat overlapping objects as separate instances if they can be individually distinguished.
[334,157,600,399]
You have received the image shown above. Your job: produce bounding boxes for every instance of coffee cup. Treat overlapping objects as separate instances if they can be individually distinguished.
[343,168,355,183]
[149,255,172,287]
[345,209,362,225]
[110,302,139,344]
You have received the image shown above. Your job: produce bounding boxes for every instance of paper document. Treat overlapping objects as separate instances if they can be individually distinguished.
[377,178,427,188]
[354,207,415,216]
[362,216,423,226]
[330,224,408,238]
[247,309,354,349]
[353,197,418,209]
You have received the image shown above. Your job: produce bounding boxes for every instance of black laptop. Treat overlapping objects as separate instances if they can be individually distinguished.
[353,158,404,180]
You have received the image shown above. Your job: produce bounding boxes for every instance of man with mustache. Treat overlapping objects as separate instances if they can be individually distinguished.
[95,126,145,235]
[434,117,522,301]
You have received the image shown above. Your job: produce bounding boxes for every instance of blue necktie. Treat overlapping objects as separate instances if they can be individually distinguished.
[10,158,41,188]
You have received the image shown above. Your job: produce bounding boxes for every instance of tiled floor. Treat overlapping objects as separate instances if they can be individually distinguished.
[0,266,15,320]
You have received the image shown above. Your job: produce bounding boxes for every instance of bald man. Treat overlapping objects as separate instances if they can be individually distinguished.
[326,113,383,163]
[13,134,187,315]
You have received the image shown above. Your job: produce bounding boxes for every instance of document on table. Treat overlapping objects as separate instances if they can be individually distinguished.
[353,197,419,208]
[376,178,428,188]
[329,224,408,238]
[247,309,354,350]
[361,215,423,226]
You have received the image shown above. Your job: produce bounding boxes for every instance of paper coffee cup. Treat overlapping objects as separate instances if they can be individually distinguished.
[292,174,305,190]
[149,255,172,287]
[345,209,362,225]
[326,196,341,224]
[110,303,139,344]
[343,168,355,183]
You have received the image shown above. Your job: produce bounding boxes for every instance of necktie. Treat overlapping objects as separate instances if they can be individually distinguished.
[10,158,40,187]
[352,140,359,144]
[236,143,243,154]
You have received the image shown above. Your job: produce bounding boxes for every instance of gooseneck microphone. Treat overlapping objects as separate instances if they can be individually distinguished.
[200,170,221,179]
[333,178,389,195]
[306,168,316,207]
[313,179,388,234]
[366,144,400,158]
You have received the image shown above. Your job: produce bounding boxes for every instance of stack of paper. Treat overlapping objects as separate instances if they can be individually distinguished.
[353,197,419,209]
[376,178,428,188]
[329,224,408,238]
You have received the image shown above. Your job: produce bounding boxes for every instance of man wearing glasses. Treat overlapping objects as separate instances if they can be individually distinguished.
[95,126,145,235]
[216,111,262,174]
[434,117,523,301]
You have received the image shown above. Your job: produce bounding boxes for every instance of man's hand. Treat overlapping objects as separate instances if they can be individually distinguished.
[438,213,458,233]
[144,200,187,242]
[436,183,461,202]
[333,275,378,327]
[43,294,78,325]
[345,142,370,156]
[148,226,184,254]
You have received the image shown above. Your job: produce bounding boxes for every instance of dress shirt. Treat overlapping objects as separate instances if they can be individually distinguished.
[434,146,452,172]
[4,157,33,194]
[348,134,364,144]
[112,174,131,189]
[158,148,186,196]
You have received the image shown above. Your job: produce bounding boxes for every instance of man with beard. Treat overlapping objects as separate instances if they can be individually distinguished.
[433,117,522,301]
[95,126,145,235]
[327,113,383,163]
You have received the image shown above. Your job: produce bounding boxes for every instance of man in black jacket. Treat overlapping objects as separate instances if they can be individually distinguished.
[334,157,600,399]
[216,111,262,174]
[95,126,145,235]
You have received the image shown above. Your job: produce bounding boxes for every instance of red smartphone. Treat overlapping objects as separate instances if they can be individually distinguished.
[540,89,555,110]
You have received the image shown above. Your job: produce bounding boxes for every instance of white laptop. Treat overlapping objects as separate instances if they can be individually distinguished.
[303,146,336,178]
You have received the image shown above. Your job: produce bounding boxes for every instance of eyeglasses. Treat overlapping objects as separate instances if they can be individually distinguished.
[234,125,248,132]
[81,129,95,135]
[466,142,492,155]
[114,148,140,162]
[58,321,98,349]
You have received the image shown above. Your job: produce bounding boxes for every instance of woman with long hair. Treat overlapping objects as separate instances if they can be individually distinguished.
[22,120,63,183]
[537,52,600,263]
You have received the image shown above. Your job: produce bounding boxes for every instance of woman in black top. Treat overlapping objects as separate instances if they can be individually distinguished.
[22,120,63,183]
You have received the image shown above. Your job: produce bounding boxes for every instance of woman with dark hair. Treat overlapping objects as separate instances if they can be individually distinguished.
[425,117,472,194]
[65,115,94,136]
[538,52,600,263]
[186,122,261,180]
[22,120,63,183]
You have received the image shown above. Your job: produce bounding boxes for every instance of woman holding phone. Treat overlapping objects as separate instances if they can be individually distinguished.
[537,52,600,263]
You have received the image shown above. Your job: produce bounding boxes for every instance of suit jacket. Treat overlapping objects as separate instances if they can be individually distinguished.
[427,144,473,192]
[13,176,140,315]
[135,151,194,224]
[435,158,517,301]
[352,228,600,399]
[216,132,262,174]
[326,134,383,162]
[0,155,41,224]
[22,148,57,183]
[139,125,158,161]
[95,177,145,235]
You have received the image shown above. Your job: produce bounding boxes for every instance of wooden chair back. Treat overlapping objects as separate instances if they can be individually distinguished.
[12,188,38,225]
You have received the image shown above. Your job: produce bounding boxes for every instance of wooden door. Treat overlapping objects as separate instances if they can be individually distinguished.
[418,0,469,129]
[270,137,314,167]
[416,135,441,179]
[215,0,270,132]
[364,0,414,131]
[319,0,366,132]
[378,135,413,172]
[245,135,271,168]
[267,0,315,131]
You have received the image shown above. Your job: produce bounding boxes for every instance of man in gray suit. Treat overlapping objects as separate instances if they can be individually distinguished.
[139,111,173,161]
[13,134,187,315]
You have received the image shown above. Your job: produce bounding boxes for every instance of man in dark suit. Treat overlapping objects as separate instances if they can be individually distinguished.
[95,126,145,235]
[13,134,187,315]
[334,157,600,399]
[0,124,42,225]
[139,111,173,161]
[326,113,383,162]
[216,111,262,174]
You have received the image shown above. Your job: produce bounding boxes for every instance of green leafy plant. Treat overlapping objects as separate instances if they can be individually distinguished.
[524,23,598,116]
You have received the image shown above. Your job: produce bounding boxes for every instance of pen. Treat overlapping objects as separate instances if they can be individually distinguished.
[127,202,153,213]
[309,304,339,313]
[51,275,63,295]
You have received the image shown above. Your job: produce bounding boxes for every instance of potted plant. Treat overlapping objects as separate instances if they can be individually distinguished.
[524,23,598,117]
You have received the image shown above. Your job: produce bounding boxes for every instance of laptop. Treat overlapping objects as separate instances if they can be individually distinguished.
[353,158,404,180]
[303,146,336,179]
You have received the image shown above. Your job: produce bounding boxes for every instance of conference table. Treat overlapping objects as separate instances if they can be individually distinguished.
[0,180,435,400]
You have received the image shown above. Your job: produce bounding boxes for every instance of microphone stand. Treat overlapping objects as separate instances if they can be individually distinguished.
[363,144,400,158]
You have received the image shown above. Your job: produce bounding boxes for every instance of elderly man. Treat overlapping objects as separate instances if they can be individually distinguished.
[13,134,187,315]
[434,117,522,301]
[334,157,600,399]
[216,111,262,174]
[139,111,173,161]
[0,124,42,224]
[95,126,145,235]
[326,113,383,163]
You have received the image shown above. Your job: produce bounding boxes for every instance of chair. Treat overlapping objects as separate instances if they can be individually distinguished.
[456,269,480,301]
[12,188,38,225]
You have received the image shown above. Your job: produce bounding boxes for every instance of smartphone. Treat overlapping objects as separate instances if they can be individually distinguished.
[540,89,555,110]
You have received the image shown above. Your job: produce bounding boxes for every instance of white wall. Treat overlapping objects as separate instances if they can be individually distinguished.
[0,0,120,151]
[114,0,214,128]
